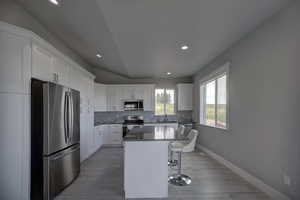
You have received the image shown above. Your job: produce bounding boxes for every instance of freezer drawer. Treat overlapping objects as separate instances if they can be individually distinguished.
[44,145,80,200]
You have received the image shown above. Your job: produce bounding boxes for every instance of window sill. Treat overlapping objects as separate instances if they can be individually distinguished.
[195,123,229,132]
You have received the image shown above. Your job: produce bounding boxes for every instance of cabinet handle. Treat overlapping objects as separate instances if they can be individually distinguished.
[53,73,59,83]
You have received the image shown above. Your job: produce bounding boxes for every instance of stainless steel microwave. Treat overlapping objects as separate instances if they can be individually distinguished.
[124,100,144,111]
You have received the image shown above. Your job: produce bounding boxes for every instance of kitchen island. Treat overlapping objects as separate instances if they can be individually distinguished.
[123,126,187,199]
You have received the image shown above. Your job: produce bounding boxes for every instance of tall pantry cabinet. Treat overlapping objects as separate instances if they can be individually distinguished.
[0,21,95,200]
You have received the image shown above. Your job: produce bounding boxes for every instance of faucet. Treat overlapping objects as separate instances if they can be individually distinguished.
[164,114,168,122]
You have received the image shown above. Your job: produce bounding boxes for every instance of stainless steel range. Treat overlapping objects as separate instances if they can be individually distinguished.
[122,115,144,137]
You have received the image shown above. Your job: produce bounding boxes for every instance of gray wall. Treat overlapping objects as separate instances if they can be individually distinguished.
[193,2,300,199]
[0,0,93,73]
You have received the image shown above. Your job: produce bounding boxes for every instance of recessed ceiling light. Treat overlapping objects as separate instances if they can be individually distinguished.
[181,45,189,50]
[49,0,59,5]
[96,54,102,58]
[166,72,172,75]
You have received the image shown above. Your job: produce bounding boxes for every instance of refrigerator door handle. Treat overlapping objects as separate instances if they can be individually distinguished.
[50,145,79,161]
[69,90,74,142]
[64,91,69,144]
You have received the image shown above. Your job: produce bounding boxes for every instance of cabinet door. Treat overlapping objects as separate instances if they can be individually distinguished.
[52,57,70,86]
[143,85,154,111]
[0,94,30,200]
[0,31,31,94]
[98,126,105,148]
[69,67,82,92]
[94,83,107,112]
[177,84,193,111]
[106,86,117,111]
[32,44,54,82]
[80,109,89,162]
[121,86,131,100]
[134,86,144,100]
[115,87,124,111]
[110,125,122,144]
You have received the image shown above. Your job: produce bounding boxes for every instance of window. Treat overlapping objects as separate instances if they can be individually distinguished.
[200,64,229,129]
[155,88,175,115]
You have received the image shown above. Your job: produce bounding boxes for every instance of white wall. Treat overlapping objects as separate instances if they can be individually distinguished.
[193,2,300,199]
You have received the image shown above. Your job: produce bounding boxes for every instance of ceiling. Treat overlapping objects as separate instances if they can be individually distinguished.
[15,0,291,78]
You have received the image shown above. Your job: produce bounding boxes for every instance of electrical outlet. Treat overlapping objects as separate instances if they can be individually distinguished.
[283,174,291,186]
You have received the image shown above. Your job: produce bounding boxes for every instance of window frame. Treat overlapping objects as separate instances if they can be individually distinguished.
[199,62,230,130]
[154,88,176,116]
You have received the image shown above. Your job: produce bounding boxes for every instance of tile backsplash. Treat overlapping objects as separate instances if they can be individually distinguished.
[94,110,193,125]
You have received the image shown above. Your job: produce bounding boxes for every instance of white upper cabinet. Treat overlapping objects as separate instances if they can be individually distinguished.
[32,43,71,86]
[32,44,54,82]
[105,84,154,111]
[106,86,123,111]
[52,56,70,87]
[143,85,154,111]
[69,67,83,91]
[0,31,31,94]
[177,83,193,111]
[94,83,107,112]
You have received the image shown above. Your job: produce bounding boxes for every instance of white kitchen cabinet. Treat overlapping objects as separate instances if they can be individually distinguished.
[32,43,71,86]
[80,109,89,162]
[177,83,193,111]
[52,56,70,86]
[94,83,107,112]
[0,94,30,200]
[106,84,154,111]
[94,125,105,150]
[0,22,95,200]
[106,86,123,111]
[0,31,31,94]
[80,76,95,161]
[143,85,154,111]
[32,44,54,82]
[69,67,83,91]
[103,124,123,146]
[133,86,144,100]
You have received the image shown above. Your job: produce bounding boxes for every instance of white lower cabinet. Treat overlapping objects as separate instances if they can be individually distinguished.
[102,124,123,146]
[0,93,30,200]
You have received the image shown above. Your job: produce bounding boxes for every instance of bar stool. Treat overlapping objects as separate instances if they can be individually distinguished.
[168,125,185,166]
[168,129,199,186]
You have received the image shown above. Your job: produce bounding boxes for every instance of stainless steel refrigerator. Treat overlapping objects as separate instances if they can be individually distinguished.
[31,79,80,200]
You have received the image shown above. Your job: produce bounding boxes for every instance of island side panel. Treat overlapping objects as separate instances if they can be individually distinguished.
[124,141,169,199]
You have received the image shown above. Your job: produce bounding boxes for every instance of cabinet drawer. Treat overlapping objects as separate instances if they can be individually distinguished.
[106,133,122,144]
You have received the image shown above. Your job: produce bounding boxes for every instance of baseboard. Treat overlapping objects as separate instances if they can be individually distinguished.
[197,144,290,200]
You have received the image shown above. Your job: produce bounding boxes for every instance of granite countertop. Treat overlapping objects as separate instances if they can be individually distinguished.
[123,126,188,142]
[94,122,123,126]
[143,121,178,124]
[94,121,183,126]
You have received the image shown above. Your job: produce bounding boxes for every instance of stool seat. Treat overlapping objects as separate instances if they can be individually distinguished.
[168,129,199,186]
[169,142,187,152]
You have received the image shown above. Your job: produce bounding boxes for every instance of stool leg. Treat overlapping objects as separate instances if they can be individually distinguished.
[177,151,181,174]
[168,151,192,186]
[168,150,178,167]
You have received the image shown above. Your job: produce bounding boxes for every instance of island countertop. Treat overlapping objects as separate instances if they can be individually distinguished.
[123,126,188,142]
